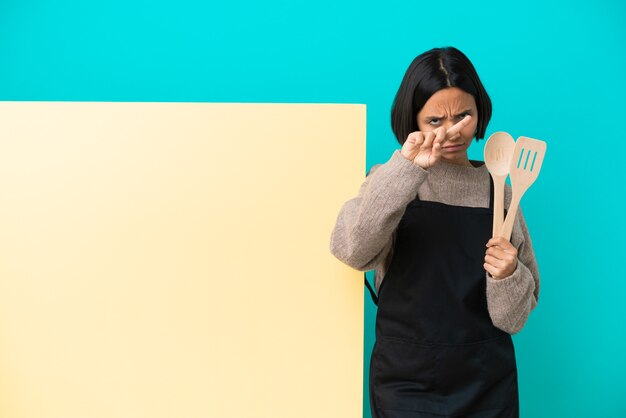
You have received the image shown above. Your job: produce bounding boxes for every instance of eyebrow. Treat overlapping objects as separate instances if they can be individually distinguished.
[424,109,473,119]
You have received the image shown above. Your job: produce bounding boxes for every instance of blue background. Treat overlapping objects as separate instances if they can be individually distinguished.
[1,1,625,417]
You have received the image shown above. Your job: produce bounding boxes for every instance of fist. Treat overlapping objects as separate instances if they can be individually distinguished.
[484,236,518,280]
[401,114,472,169]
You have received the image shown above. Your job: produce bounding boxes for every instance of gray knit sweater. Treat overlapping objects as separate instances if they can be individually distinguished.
[329,149,540,335]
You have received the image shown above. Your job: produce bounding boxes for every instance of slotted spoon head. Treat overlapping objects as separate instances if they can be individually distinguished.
[484,131,516,176]
[509,136,547,195]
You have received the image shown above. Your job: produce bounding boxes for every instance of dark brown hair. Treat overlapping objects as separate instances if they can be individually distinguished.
[391,47,492,145]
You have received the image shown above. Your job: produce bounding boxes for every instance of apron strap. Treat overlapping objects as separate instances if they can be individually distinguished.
[364,272,378,306]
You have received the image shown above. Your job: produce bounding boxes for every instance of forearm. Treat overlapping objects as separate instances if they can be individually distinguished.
[486,183,542,334]
[330,150,428,270]
[486,260,539,334]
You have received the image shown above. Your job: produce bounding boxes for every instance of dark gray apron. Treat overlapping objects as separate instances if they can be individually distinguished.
[367,175,519,417]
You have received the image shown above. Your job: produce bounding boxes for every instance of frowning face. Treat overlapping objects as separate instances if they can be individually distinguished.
[416,87,479,166]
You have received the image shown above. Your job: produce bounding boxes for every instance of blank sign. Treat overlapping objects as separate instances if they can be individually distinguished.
[0,102,366,418]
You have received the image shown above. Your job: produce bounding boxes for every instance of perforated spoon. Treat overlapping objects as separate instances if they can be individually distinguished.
[499,136,547,241]
[484,132,516,238]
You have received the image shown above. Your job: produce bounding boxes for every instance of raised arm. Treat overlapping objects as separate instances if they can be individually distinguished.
[329,150,429,271]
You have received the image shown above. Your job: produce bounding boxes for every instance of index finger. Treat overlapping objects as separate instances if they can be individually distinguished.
[433,126,446,144]
[488,236,516,252]
[446,114,472,138]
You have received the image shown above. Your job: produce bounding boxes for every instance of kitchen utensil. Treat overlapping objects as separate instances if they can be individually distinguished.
[484,132,516,238]
[499,136,547,241]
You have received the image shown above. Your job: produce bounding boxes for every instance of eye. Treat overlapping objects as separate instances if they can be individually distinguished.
[428,118,440,125]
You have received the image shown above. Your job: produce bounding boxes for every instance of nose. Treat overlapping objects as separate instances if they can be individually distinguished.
[443,120,456,134]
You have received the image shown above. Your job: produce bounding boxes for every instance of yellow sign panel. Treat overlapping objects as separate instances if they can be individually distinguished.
[0,102,366,418]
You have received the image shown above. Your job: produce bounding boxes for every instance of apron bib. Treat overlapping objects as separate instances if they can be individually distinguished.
[369,175,519,418]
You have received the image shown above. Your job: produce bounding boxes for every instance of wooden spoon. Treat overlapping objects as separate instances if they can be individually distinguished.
[499,136,547,241]
[484,132,516,238]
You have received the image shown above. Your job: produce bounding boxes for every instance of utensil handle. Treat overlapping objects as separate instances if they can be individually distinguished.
[500,191,521,241]
[492,176,505,238]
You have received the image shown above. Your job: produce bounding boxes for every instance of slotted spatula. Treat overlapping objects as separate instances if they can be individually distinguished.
[499,136,547,241]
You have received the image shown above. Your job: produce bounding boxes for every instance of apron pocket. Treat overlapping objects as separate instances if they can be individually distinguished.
[371,336,444,414]
[435,342,484,397]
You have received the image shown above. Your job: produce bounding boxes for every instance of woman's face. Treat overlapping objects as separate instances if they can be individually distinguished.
[416,87,479,166]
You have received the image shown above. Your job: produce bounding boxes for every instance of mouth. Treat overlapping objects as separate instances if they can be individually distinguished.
[443,143,465,151]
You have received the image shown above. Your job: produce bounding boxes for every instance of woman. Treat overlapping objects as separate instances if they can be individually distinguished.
[329,47,540,417]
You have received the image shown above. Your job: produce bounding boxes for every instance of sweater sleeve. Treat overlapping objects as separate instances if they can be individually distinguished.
[485,189,541,335]
[329,149,430,272]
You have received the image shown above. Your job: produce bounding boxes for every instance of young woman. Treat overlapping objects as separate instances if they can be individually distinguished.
[330,47,540,417]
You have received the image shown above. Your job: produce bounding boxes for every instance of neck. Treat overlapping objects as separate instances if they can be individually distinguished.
[429,156,487,181]
[440,157,475,168]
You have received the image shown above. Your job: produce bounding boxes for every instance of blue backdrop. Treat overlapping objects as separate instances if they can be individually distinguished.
[2,1,625,417]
